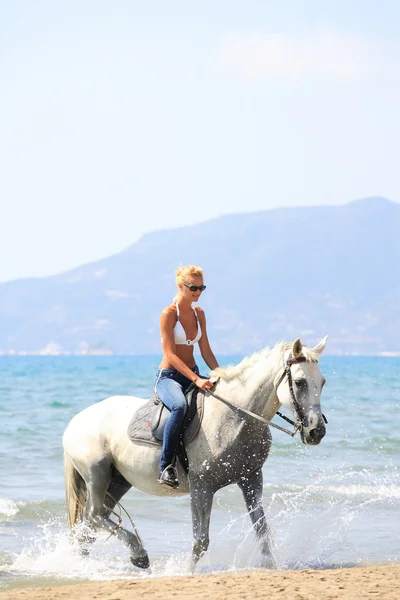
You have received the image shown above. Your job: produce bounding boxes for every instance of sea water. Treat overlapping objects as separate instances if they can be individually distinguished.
[0,355,399,590]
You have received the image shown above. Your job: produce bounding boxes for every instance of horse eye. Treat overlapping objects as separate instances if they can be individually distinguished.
[295,379,306,388]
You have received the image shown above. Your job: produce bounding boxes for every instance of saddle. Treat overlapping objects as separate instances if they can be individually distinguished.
[127,386,205,473]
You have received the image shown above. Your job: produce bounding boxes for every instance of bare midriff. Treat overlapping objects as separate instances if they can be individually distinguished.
[159,345,197,370]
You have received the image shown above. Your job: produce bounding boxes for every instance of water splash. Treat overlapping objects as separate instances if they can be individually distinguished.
[268,466,400,569]
[1,466,399,589]
[203,465,400,571]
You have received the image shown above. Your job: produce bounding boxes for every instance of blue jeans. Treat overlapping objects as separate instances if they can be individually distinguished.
[154,366,201,470]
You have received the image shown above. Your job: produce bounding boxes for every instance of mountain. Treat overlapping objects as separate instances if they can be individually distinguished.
[1,196,400,355]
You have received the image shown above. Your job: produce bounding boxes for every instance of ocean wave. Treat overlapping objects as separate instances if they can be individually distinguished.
[262,482,400,500]
[0,499,23,519]
[318,484,400,499]
[0,498,65,523]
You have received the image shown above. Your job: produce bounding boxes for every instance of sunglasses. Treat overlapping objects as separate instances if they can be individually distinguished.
[183,283,207,292]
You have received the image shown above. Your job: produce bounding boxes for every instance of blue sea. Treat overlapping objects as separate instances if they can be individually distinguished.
[0,355,399,591]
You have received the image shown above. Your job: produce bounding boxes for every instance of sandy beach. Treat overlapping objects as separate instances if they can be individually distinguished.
[3,564,400,600]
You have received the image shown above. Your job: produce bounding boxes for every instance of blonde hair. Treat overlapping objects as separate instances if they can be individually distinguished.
[173,265,204,301]
[175,264,203,286]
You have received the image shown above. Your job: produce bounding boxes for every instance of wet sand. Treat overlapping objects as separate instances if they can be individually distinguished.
[3,564,400,600]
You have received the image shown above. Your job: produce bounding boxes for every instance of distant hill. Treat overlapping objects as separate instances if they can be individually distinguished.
[1,196,400,355]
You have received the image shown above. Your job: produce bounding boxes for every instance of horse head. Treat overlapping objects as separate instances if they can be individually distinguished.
[275,336,328,446]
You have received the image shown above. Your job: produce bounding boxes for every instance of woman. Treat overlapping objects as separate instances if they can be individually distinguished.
[155,265,219,488]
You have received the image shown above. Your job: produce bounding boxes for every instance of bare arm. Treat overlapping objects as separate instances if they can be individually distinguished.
[197,308,219,370]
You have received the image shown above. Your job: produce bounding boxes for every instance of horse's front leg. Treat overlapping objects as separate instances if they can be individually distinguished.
[189,477,215,571]
[238,468,275,568]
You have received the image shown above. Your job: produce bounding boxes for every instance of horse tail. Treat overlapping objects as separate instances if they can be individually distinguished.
[64,453,87,528]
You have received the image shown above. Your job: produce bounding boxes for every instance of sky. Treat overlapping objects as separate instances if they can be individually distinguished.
[1,0,400,282]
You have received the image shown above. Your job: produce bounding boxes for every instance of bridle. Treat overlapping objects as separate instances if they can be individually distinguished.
[208,354,327,437]
[275,356,315,430]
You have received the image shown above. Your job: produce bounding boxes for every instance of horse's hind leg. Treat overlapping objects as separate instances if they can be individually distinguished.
[238,469,275,568]
[80,468,133,556]
[104,467,132,516]
[83,460,149,569]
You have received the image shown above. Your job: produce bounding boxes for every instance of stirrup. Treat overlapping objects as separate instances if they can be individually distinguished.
[157,465,179,488]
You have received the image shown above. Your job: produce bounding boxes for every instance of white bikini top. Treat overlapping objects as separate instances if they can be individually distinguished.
[174,304,202,346]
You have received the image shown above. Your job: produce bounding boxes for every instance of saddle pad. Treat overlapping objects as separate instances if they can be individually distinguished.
[127,390,204,447]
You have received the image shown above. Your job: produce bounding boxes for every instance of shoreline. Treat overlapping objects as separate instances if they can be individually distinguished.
[3,564,400,600]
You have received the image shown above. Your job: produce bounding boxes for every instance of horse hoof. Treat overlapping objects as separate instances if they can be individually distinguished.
[130,550,150,569]
[261,555,277,569]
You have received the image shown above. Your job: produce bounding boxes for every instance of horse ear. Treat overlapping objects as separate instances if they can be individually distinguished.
[292,338,303,357]
[312,335,328,356]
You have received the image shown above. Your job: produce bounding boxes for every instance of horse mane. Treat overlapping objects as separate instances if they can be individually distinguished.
[211,342,319,382]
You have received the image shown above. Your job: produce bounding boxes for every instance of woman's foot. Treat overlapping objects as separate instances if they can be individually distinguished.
[158,465,179,488]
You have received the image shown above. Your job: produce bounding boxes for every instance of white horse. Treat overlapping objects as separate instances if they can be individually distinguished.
[63,336,328,569]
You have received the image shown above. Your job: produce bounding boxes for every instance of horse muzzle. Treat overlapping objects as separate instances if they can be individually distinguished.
[301,422,326,445]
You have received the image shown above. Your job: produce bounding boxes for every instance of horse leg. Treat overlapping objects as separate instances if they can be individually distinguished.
[80,468,133,556]
[189,479,215,571]
[237,469,275,567]
[84,461,150,569]
[104,467,132,516]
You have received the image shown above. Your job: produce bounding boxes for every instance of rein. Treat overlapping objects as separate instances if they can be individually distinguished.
[209,388,300,436]
[208,355,323,437]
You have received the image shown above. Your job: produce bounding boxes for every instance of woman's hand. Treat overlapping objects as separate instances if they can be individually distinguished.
[194,377,214,392]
